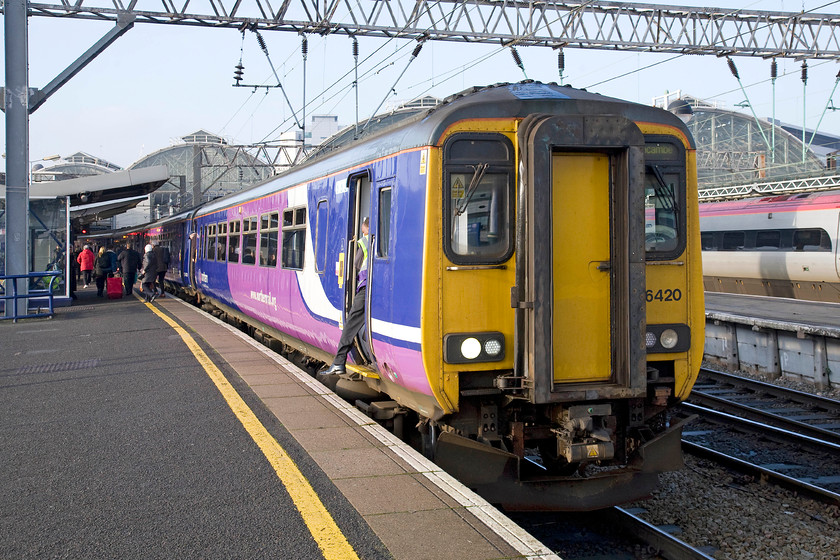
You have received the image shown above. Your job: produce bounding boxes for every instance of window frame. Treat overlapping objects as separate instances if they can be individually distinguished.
[643,137,688,261]
[281,205,307,270]
[442,132,515,266]
[259,211,279,268]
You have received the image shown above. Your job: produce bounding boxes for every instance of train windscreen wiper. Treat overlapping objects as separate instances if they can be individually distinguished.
[649,165,679,217]
[454,163,489,217]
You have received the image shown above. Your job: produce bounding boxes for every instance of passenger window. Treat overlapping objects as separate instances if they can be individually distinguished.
[228,220,241,263]
[444,134,514,264]
[208,224,217,261]
[755,230,780,250]
[378,187,392,258]
[282,206,307,270]
[794,228,831,251]
[242,217,258,264]
[700,232,716,250]
[722,231,745,251]
[260,212,279,267]
[218,222,228,262]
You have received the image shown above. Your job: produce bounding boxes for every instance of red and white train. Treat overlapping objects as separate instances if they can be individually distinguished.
[700,189,840,302]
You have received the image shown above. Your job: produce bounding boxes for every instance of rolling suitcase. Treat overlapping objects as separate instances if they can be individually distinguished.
[106,276,123,299]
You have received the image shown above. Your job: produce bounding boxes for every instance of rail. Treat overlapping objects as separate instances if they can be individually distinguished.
[0,271,62,322]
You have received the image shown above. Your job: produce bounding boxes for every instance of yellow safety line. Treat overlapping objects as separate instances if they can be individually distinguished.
[143,300,360,560]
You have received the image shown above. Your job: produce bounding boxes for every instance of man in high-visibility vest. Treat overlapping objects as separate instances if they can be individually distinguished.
[323,217,369,375]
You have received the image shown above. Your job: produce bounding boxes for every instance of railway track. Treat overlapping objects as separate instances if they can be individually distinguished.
[690,367,840,445]
[682,368,840,505]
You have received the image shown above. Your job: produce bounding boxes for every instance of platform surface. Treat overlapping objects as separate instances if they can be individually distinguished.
[0,285,557,560]
[705,291,840,332]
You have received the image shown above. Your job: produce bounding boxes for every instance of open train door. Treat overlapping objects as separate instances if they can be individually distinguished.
[513,115,648,403]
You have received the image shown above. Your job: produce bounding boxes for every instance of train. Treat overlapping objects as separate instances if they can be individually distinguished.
[700,190,840,302]
[101,82,704,511]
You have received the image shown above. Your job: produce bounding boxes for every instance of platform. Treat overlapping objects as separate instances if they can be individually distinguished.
[703,292,840,389]
[0,284,558,560]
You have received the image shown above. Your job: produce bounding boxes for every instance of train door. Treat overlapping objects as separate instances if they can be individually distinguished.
[835,212,840,280]
[344,173,374,364]
[515,115,647,404]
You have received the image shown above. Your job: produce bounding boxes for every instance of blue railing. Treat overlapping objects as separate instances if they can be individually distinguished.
[0,271,63,322]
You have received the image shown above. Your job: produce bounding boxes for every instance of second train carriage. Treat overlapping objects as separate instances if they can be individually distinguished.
[144,82,703,510]
[701,191,840,302]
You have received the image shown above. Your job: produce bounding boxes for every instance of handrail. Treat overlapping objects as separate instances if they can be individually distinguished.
[0,271,62,322]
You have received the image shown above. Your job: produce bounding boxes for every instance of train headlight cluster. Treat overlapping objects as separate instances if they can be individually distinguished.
[645,324,690,353]
[444,332,505,364]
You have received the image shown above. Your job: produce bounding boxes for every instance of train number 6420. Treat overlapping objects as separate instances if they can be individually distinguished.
[646,288,682,302]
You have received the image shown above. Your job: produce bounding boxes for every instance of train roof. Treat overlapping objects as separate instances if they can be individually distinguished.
[198,81,693,217]
[699,189,840,215]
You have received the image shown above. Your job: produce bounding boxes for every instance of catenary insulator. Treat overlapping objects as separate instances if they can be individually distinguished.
[301,36,308,56]
[234,62,244,84]
[353,38,359,58]
[256,31,268,54]
[801,61,808,84]
[511,47,524,70]
[770,59,777,79]
[412,43,423,58]
[727,57,739,79]
[558,50,565,73]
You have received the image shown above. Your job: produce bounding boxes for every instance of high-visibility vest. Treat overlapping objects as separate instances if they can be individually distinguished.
[358,235,369,271]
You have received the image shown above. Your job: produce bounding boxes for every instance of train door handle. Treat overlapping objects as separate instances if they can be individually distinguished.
[596,261,611,271]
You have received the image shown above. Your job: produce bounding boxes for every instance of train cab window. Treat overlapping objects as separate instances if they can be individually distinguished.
[378,187,392,258]
[260,212,279,267]
[644,139,686,260]
[218,222,228,261]
[282,206,307,270]
[228,219,241,263]
[242,216,258,264]
[755,230,781,250]
[443,134,514,264]
[722,231,745,251]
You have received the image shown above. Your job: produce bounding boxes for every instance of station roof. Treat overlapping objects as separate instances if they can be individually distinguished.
[24,165,170,205]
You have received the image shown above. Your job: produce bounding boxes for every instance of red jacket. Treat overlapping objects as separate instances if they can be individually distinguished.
[76,248,95,271]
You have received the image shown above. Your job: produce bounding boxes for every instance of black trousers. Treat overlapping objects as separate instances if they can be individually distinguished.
[123,272,137,295]
[333,286,366,367]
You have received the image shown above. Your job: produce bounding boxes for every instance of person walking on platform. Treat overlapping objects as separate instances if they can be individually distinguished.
[153,242,170,297]
[140,244,159,303]
[105,246,118,278]
[117,243,142,296]
[77,245,94,288]
[322,217,370,375]
[93,247,113,297]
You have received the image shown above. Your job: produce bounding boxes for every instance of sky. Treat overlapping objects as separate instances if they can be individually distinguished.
[3,0,840,170]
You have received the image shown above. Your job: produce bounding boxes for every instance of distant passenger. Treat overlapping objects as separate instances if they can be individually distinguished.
[105,246,118,278]
[242,248,256,264]
[322,217,369,376]
[153,242,170,297]
[117,243,142,296]
[77,245,95,288]
[140,244,159,303]
[93,247,113,297]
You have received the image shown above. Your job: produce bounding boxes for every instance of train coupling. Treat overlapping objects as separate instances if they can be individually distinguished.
[552,403,616,463]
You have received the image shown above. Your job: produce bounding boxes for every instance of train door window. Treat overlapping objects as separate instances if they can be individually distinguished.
[201,225,208,260]
[242,216,258,264]
[260,212,279,267]
[218,222,228,262]
[314,200,328,274]
[228,219,241,263]
[443,133,514,264]
[282,206,307,270]
[722,231,745,251]
[755,230,781,250]
[377,187,392,258]
[208,224,217,261]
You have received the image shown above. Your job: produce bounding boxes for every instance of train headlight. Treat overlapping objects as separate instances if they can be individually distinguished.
[484,338,503,357]
[660,329,679,349]
[460,338,482,360]
[645,324,690,353]
[444,332,505,364]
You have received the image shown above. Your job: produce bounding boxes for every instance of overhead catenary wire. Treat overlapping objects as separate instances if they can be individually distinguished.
[362,42,425,132]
